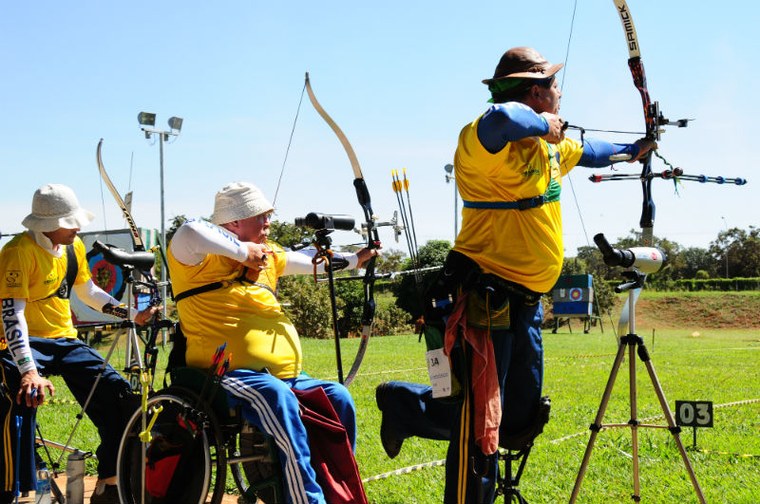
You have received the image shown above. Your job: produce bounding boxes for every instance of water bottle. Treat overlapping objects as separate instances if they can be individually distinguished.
[34,465,51,504]
[65,450,90,504]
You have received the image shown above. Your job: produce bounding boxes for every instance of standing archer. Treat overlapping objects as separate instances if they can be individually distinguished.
[375,47,655,503]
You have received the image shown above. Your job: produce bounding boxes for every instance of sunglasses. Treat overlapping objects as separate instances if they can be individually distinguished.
[255,212,273,223]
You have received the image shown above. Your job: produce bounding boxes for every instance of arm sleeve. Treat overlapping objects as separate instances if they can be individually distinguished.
[477,102,550,153]
[578,138,642,168]
[73,238,92,285]
[169,219,248,265]
[282,248,359,276]
[1,298,36,374]
[73,279,120,310]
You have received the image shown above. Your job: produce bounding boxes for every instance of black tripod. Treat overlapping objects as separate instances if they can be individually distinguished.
[497,446,533,503]
[312,228,347,384]
[570,235,706,503]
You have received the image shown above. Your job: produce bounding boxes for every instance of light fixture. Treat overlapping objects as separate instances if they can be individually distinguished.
[167,116,183,132]
[137,111,156,127]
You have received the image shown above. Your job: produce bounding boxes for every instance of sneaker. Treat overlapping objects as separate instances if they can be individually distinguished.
[90,484,120,504]
[375,383,405,459]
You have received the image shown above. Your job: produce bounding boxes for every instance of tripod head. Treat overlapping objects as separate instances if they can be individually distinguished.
[594,233,665,293]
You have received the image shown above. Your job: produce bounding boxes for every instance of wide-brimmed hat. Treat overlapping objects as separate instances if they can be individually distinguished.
[211,182,274,225]
[482,47,563,85]
[22,183,95,232]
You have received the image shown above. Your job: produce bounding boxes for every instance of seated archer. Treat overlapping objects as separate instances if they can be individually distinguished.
[167,181,377,504]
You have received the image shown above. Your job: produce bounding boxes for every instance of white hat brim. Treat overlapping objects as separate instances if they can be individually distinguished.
[22,208,95,232]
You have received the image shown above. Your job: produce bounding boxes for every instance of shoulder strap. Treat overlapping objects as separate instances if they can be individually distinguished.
[173,267,275,303]
[64,244,78,299]
[44,245,79,300]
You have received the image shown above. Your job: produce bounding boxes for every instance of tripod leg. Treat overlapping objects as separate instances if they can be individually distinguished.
[638,346,707,504]
[570,339,628,503]
[628,343,641,501]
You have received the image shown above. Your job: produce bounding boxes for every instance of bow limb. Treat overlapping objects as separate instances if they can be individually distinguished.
[613,0,658,246]
[97,139,146,251]
[304,72,379,386]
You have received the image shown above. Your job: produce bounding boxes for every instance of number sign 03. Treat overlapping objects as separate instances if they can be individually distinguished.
[675,400,713,428]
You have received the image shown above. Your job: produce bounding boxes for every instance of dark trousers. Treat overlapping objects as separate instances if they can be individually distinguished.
[382,296,544,503]
[1,337,132,492]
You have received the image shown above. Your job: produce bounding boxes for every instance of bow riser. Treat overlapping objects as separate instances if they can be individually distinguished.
[615,0,657,245]
[354,176,379,330]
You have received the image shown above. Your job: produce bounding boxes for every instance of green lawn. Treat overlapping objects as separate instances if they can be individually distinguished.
[38,326,760,503]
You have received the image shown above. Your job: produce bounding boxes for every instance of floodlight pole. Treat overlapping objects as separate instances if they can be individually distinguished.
[444,164,458,242]
[138,113,183,339]
[158,132,166,270]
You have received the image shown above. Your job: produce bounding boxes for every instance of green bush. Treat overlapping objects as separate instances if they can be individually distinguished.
[667,277,760,292]
[279,276,334,339]
[373,303,414,336]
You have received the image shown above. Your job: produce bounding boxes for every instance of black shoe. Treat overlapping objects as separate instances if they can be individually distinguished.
[0,491,14,504]
[375,383,404,459]
[90,484,120,504]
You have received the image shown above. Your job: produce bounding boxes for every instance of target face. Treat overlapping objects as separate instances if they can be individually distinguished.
[87,249,127,300]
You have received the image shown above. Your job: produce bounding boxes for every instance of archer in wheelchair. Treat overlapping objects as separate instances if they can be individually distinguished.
[148,181,377,504]
[0,184,158,504]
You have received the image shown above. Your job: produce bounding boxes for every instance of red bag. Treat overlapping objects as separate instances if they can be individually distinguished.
[146,453,181,498]
[293,387,368,504]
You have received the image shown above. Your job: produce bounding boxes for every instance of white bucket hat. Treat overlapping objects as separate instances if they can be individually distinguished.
[22,183,95,232]
[211,182,274,225]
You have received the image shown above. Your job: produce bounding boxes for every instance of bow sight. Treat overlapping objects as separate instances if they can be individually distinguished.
[295,212,355,232]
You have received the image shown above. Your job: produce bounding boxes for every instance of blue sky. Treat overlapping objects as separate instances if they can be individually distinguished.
[2,1,757,256]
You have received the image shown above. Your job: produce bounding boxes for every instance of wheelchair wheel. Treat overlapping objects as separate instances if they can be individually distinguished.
[116,387,228,504]
[229,425,283,504]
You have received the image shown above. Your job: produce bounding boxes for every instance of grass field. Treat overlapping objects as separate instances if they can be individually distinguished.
[37,303,759,503]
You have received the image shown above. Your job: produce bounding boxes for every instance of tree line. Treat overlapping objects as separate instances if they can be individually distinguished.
[166,216,758,338]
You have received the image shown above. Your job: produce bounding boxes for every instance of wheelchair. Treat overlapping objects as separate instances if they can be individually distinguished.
[117,359,284,504]
[91,243,284,503]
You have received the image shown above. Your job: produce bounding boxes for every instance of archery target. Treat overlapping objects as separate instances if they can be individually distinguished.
[569,288,584,301]
[87,248,127,300]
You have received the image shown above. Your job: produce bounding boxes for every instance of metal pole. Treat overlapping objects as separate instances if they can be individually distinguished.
[444,164,457,243]
[158,133,168,333]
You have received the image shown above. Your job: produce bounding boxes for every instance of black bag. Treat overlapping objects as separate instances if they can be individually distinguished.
[420,250,480,351]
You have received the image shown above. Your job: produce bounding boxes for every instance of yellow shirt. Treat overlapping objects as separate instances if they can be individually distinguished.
[453,116,584,293]
[168,240,303,379]
[0,232,91,339]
